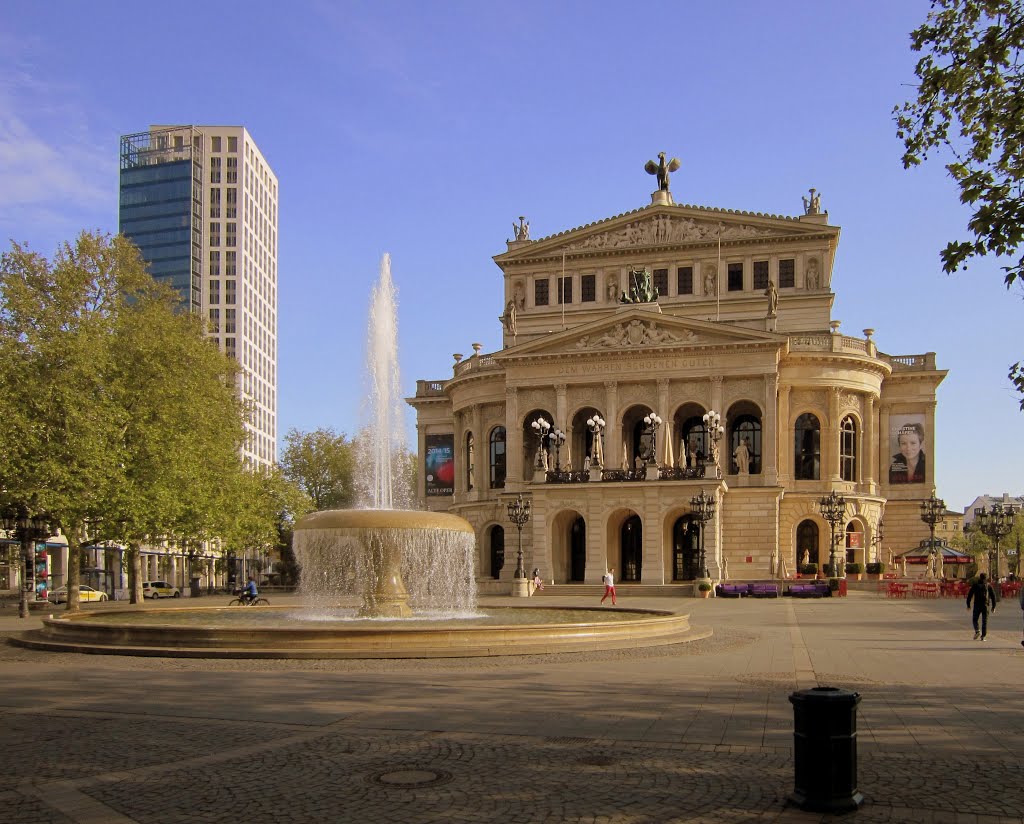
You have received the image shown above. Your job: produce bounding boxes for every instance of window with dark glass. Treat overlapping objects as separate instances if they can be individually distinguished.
[728,262,744,291]
[209,187,221,218]
[226,222,236,247]
[581,274,596,302]
[652,268,668,296]
[730,415,762,474]
[753,260,769,290]
[209,221,220,247]
[225,308,236,333]
[677,266,693,294]
[779,258,795,288]
[225,279,236,304]
[840,416,858,482]
[535,278,549,306]
[794,413,821,480]
[209,251,221,278]
[211,136,222,153]
[489,427,506,489]
[228,136,238,152]
[225,251,236,276]
[209,308,220,333]
[466,431,475,491]
[209,278,220,304]
[210,156,221,184]
[557,276,573,304]
[226,187,237,218]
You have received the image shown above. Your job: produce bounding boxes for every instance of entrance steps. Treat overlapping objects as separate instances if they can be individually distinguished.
[532,584,693,598]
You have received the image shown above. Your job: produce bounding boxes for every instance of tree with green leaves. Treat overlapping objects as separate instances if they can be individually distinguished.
[894,0,1024,402]
[280,427,355,510]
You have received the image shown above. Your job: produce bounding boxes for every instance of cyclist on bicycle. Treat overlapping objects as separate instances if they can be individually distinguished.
[242,575,258,605]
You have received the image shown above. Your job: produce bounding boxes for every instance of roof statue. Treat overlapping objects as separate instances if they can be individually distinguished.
[512,215,530,241]
[619,266,659,304]
[645,152,681,193]
[802,188,822,215]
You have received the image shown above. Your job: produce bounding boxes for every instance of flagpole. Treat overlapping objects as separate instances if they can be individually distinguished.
[561,252,566,330]
[716,223,722,322]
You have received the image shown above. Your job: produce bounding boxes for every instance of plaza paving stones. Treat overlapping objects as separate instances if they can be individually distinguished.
[1,591,1023,823]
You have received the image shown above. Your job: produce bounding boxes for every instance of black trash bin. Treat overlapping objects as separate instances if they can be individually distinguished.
[189,577,202,598]
[788,686,863,812]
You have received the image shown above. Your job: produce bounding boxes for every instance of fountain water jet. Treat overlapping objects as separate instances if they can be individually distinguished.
[293,254,476,617]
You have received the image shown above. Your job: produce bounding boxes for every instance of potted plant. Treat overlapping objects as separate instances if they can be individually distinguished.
[697,581,713,599]
[828,577,842,595]
[846,562,865,580]
[866,561,884,579]
[799,563,818,577]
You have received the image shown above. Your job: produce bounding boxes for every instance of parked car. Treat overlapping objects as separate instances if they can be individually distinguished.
[142,581,181,599]
[47,585,108,604]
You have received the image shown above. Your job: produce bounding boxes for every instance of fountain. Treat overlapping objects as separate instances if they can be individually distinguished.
[293,253,477,618]
[12,255,699,657]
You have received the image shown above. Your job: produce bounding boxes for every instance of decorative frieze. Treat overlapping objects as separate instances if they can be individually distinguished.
[575,319,698,349]
[561,216,774,252]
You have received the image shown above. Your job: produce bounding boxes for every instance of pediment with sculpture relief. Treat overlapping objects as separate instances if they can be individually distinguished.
[562,214,774,251]
[494,308,785,361]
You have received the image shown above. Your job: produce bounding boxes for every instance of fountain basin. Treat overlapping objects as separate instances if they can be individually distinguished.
[12,606,699,659]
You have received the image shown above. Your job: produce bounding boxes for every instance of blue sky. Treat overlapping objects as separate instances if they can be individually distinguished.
[2,0,1020,512]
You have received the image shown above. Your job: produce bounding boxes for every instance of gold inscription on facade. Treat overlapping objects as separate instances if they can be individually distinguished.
[556,357,715,375]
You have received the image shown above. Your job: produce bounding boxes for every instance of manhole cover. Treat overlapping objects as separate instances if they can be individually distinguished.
[367,767,453,788]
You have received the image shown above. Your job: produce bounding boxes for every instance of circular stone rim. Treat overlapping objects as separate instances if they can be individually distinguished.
[294,508,474,534]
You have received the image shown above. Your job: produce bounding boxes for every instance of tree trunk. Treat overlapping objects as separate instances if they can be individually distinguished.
[65,527,82,613]
[128,543,144,604]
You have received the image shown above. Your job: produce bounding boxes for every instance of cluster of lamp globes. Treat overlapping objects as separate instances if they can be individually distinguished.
[642,412,663,431]
[530,416,565,447]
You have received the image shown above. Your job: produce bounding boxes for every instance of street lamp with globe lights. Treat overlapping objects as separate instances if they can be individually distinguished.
[817,491,847,579]
[530,416,551,470]
[689,488,716,579]
[506,493,532,596]
[702,410,725,477]
[919,491,946,579]
[547,428,566,473]
[973,503,1016,597]
[1,508,51,618]
[586,415,606,467]
[642,413,662,465]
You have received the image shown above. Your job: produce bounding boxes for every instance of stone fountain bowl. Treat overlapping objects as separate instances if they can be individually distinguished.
[294,509,475,533]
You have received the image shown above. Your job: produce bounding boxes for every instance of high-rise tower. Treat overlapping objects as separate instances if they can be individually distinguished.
[119,125,278,468]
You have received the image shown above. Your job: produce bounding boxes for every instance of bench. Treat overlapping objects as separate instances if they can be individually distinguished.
[749,583,780,598]
[788,582,830,598]
[716,583,749,598]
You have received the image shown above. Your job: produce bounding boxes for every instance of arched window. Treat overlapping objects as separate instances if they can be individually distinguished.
[489,427,506,489]
[465,431,475,491]
[840,416,857,482]
[681,416,707,464]
[797,520,819,566]
[794,413,820,480]
[730,414,762,474]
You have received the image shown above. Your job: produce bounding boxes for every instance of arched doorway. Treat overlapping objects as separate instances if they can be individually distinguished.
[489,525,504,579]
[621,515,642,581]
[796,520,819,568]
[672,515,700,581]
[570,517,586,581]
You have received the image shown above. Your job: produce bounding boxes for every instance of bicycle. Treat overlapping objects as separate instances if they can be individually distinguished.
[228,592,270,607]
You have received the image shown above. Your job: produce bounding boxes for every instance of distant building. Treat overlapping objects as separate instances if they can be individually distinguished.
[410,165,946,585]
[963,493,1024,526]
[118,125,278,470]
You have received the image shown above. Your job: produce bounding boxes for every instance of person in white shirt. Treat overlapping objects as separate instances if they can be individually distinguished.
[600,568,617,606]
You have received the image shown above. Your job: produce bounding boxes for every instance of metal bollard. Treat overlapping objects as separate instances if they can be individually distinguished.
[788,686,864,812]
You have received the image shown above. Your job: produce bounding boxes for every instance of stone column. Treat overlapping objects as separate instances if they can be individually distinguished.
[506,387,521,488]
[925,401,937,490]
[453,410,465,499]
[604,381,620,469]
[471,404,483,496]
[416,424,427,501]
[657,378,670,465]
[555,383,568,470]
[764,374,778,484]
[778,384,791,482]
[865,395,878,492]
[828,387,841,482]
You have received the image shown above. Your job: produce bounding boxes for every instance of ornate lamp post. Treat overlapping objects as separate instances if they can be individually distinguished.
[818,491,847,579]
[973,503,1015,596]
[871,519,885,567]
[702,410,725,478]
[689,488,716,579]
[547,428,566,472]
[1,508,51,619]
[506,493,532,597]
[642,412,662,465]
[919,491,946,580]
[586,415,606,468]
[530,416,551,470]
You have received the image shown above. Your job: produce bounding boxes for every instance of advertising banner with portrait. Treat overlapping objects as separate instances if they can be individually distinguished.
[424,434,455,496]
[888,413,926,484]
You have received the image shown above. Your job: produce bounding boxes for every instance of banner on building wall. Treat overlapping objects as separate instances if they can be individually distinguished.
[846,532,863,549]
[425,434,455,496]
[888,413,926,484]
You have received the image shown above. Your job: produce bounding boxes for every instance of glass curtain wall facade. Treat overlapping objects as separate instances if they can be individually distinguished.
[119,127,204,312]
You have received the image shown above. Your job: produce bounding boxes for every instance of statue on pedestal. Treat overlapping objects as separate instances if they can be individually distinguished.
[645,152,681,192]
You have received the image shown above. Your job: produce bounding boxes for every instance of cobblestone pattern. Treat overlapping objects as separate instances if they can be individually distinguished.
[0,790,75,824]
[53,723,1020,824]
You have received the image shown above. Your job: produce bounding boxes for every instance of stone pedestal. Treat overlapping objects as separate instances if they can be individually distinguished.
[650,190,675,206]
[645,464,660,481]
[589,465,603,483]
[533,468,547,484]
[511,577,531,598]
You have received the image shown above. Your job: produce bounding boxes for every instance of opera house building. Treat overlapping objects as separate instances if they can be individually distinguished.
[409,168,945,589]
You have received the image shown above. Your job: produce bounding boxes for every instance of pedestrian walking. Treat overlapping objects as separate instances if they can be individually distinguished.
[966,572,996,641]
[600,568,617,606]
